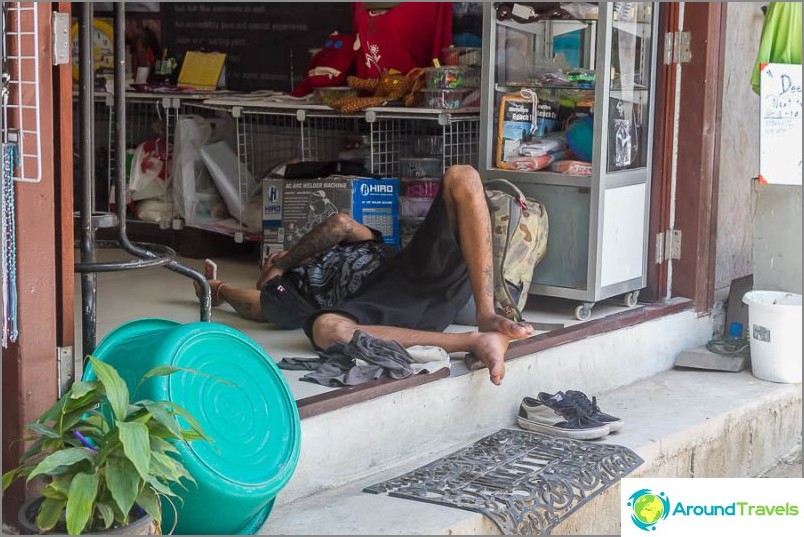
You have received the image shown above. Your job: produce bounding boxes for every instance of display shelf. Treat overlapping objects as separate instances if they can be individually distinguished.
[174,98,480,243]
[479,2,659,319]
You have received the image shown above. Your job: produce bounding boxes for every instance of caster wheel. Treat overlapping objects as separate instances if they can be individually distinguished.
[574,304,593,321]
[623,290,640,308]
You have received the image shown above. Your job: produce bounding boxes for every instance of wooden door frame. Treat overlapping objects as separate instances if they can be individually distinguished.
[2,1,63,521]
[644,2,726,313]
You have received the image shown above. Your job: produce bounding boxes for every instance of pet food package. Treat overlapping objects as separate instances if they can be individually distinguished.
[496,93,535,170]
[497,92,563,170]
[549,160,593,176]
[281,175,399,250]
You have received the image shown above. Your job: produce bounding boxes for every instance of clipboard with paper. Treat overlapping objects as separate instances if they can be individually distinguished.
[177,51,227,91]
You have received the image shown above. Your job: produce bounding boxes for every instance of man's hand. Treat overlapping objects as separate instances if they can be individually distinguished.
[256,251,289,289]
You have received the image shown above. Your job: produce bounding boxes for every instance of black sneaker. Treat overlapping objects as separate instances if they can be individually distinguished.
[565,390,624,432]
[518,393,610,440]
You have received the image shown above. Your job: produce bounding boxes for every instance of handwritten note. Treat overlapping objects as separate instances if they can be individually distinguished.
[760,63,802,185]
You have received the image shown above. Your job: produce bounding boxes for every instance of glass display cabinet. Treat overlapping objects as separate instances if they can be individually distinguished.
[478,2,659,320]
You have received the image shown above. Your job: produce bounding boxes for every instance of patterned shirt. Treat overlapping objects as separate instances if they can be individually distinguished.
[288,239,395,308]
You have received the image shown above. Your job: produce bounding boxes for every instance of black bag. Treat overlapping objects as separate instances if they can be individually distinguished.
[259,275,318,330]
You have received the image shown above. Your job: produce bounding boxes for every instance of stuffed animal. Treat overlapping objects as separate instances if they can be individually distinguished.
[329,68,425,113]
[290,32,358,98]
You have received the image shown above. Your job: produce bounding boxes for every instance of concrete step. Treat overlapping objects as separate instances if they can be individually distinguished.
[275,305,713,508]
[261,370,801,535]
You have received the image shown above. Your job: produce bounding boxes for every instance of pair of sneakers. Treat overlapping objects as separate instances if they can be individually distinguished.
[516,390,623,440]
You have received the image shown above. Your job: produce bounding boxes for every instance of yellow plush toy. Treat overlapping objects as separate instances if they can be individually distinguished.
[329,68,425,113]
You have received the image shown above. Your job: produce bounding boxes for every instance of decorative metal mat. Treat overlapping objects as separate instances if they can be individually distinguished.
[364,428,643,535]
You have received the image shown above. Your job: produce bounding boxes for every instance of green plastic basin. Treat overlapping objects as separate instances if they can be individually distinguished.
[84,319,300,535]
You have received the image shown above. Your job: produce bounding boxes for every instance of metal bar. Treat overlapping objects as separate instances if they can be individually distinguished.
[79,1,97,354]
[111,3,211,321]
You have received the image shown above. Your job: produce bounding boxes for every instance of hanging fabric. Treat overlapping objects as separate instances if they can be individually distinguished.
[1,143,19,347]
[751,2,803,94]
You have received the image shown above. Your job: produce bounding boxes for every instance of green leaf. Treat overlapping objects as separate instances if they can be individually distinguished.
[25,422,61,439]
[41,483,68,500]
[145,477,177,498]
[27,448,93,482]
[38,396,68,424]
[95,501,115,529]
[36,497,67,533]
[141,364,233,386]
[88,357,129,421]
[143,402,183,439]
[66,472,99,535]
[141,364,184,381]
[2,469,18,492]
[117,421,150,480]
[49,474,74,496]
[106,456,140,516]
[162,402,210,441]
[19,437,46,463]
[69,381,100,399]
[181,429,207,442]
[136,486,162,524]
[150,437,179,456]
[149,452,184,482]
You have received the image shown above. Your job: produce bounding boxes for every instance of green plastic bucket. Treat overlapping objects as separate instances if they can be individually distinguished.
[84,319,301,535]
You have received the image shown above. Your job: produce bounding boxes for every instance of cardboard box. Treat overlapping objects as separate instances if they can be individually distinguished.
[282,175,399,250]
[261,178,285,262]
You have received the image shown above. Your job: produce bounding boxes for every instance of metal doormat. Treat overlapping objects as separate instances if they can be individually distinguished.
[364,428,643,535]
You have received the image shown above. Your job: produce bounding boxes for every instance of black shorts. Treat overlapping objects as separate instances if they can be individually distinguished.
[304,190,472,341]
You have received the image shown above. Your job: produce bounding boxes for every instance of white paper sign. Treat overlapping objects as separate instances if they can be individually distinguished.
[759,63,802,185]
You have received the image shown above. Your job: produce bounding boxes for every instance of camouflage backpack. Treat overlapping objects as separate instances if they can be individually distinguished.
[485,179,549,322]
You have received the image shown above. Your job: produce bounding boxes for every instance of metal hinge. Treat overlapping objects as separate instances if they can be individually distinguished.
[57,346,75,397]
[664,31,691,65]
[655,230,682,264]
[51,12,70,66]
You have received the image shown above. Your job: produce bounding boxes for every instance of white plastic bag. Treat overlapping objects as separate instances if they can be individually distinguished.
[171,115,232,225]
[128,138,170,201]
[199,140,259,225]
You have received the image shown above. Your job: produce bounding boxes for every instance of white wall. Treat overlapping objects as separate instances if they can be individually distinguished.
[753,184,803,294]
[714,2,766,291]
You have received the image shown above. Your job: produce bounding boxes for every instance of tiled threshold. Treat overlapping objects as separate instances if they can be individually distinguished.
[297,297,694,419]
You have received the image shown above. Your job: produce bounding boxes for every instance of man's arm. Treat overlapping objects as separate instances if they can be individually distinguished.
[256,213,375,289]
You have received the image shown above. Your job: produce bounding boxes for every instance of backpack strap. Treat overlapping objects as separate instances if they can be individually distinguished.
[484,178,528,202]
[485,179,526,322]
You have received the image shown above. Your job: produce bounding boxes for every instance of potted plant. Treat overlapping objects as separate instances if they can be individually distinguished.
[2,357,209,535]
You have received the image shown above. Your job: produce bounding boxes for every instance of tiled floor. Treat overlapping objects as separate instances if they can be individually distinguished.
[76,249,639,401]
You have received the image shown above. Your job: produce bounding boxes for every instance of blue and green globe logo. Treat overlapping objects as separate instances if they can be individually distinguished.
[627,489,671,531]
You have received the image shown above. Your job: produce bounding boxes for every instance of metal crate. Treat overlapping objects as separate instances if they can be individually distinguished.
[367,112,480,176]
[105,95,173,223]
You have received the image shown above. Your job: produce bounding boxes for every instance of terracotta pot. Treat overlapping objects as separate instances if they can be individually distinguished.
[18,497,159,535]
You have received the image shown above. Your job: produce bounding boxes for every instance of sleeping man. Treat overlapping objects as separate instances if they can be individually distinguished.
[194,165,534,385]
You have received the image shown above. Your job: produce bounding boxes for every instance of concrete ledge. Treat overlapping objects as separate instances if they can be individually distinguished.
[275,308,713,507]
[263,370,802,535]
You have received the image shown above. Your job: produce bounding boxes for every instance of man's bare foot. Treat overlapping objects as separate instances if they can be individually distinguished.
[469,331,511,386]
[193,279,227,307]
[477,313,534,339]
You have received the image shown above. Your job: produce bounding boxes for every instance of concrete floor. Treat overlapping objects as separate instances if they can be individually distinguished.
[759,443,803,478]
[76,249,638,401]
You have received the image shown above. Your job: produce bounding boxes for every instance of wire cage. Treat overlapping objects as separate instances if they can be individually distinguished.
[106,96,174,224]
[368,113,480,176]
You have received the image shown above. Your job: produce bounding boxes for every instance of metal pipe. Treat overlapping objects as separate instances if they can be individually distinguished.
[112,2,211,321]
[79,2,97,354]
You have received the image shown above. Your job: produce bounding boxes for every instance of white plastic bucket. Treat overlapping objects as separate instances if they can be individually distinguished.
[742,291,802,383]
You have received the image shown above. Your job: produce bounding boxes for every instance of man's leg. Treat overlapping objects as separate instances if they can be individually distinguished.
[440,165,533,339]
[312,313,511,385]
